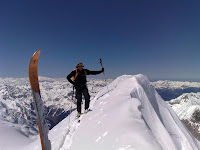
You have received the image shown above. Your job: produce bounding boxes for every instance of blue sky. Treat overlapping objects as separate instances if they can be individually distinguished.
[1,0,200,80]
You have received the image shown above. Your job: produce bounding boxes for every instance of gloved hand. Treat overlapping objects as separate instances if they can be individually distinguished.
[101,67,104,72]
[72,82,77,87]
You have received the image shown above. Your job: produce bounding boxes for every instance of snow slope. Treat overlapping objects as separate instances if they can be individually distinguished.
[0,77,111,138]
[168,92,200,121]
[23,74,200,150]
[0,119,33,150]
[168,92,200,140]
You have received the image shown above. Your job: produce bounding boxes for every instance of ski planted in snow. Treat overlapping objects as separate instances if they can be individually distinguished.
[29,50,51,150]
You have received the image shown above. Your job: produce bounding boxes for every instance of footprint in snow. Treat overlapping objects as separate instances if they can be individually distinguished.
[119,145,132,150]
[102,131,108,137]
[96,132,108,143]
[96,136,101,142]
[102,101,107,105]
[100,101,104,105]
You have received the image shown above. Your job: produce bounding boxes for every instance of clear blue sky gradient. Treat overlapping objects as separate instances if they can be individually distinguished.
[1,0,200,80]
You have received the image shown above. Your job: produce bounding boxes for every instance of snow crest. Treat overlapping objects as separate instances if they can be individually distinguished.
[24,74,200,150]
[131,75,200,150]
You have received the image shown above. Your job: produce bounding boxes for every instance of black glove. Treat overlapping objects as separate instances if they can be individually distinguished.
[101,68,104,72]
[72,82,77,87]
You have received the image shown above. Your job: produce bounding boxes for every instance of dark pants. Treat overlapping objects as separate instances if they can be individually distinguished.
[75,85,90,113]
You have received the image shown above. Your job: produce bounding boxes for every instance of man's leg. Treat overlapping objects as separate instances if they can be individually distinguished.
[83,87,90,110]
[75,87,82,113]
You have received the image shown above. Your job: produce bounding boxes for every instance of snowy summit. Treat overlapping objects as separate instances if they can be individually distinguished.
[168,92,200,141]
[22,74,200,150]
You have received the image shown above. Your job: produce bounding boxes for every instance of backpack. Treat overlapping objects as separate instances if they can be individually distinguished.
[73,69,87,81]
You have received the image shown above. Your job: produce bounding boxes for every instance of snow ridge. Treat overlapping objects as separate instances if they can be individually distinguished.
[132,75,200,150]
[24,74,200,150]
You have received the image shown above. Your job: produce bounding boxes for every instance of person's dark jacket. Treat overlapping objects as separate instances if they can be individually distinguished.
[67,68,104,87]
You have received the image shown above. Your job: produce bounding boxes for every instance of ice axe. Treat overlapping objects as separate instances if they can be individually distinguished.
[100,58,109,93]
[100,58,105,75]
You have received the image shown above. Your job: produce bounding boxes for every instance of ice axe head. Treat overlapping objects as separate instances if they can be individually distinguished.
[100,58,103,67]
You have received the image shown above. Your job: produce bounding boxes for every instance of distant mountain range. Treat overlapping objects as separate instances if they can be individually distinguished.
[0,77,112,138]
[1,77,200,139]
[151,80,200,100]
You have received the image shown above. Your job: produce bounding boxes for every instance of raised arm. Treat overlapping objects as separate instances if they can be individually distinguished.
[85,68,104,75]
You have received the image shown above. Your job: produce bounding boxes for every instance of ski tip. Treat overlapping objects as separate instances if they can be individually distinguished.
[29,50,41,69]
[29,49,41,94]
[32,49,41,57]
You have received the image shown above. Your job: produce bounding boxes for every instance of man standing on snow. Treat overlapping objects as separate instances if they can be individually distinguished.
[67,62,104,118]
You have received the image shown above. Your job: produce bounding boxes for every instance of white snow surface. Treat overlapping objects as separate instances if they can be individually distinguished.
[22,74,200,150]
[0,119,33,150]
[168,92,200,121]
[0,77,111,138]
[0,77,112,150]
